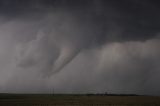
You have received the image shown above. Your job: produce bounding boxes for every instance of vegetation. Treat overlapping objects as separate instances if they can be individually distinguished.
[0,93,160,106]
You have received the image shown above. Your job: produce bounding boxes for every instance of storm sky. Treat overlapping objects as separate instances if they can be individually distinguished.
[0,0,160,95]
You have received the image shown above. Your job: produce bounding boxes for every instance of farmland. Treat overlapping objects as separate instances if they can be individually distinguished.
[0,93,160,106]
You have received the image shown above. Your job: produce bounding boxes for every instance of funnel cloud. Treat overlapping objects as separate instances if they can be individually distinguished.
[0,0,160,95]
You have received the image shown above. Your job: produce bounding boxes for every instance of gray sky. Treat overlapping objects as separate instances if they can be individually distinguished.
[0,0,160,95]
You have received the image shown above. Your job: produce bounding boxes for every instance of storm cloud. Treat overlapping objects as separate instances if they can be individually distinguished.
[0,0,160,95]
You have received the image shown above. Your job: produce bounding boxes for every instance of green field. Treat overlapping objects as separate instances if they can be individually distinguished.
[0,94,160,106]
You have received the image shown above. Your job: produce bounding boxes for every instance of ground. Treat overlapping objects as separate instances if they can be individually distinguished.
[0,93,160,106]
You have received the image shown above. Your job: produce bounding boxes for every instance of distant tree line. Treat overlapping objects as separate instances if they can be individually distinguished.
[85,92,139,96]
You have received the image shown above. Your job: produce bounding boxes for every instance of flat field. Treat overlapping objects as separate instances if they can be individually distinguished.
[0,94,160,106]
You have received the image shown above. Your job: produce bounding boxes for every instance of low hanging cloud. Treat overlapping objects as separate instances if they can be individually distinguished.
[0,0,159,95]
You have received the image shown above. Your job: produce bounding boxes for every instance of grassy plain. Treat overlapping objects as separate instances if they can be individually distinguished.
[0,93,160,106]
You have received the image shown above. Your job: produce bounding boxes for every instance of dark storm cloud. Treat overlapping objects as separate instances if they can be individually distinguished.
[0,0,160,44]
[0,0,160,95]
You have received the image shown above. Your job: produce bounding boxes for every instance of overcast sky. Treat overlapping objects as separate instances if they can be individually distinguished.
[0,0,160,95]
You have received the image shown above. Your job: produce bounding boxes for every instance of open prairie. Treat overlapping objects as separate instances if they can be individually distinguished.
[0,94,160,106]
